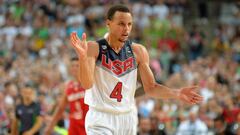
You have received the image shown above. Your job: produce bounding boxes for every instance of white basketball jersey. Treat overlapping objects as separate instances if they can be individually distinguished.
[85,39,138,113]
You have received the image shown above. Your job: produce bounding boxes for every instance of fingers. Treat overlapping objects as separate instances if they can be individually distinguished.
[189,90,203,103]
[70,32,87,47]
[73,32,80,42]
[71,32,80,43]
[82,32,87,42]
[70,32,78,47]
[188,94,203,104]
[190,92,203,99]
[192,95,203,102]
[82,32,87,49]
[180,87,203,105]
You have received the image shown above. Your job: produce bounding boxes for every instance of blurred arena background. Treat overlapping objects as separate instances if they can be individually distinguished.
[1,0,240,135]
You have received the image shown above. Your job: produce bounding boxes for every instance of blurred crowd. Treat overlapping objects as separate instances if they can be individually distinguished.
[0,0,240,135]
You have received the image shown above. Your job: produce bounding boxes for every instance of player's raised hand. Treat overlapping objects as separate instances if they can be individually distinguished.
[178,86,203,105]
[70,32,88,60]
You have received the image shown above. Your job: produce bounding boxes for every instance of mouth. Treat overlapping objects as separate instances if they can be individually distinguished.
[118,33,129,42]
[122,34,129,37]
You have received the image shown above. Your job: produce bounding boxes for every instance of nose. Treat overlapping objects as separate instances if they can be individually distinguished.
[124,24,130,32]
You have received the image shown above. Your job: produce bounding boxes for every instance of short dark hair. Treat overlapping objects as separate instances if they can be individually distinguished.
[71,57,79,61]
[107,5,131,20]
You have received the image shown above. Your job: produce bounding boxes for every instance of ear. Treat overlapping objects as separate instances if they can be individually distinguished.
[106,19,110,27]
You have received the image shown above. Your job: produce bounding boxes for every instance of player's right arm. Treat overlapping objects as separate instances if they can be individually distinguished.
[70,32,99,89]
[44,92,68,135]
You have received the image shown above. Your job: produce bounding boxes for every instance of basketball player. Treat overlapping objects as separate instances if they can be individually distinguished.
[44,57,88,135]
[70,5,203,135]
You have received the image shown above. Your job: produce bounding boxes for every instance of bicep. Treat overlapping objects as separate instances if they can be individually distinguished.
[137,46,155,91]
[139,63,155,88]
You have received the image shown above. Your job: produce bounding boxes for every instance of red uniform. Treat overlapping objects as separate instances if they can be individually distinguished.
[66,81,88,135]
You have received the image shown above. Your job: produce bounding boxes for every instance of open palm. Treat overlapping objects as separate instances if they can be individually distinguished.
[178,86,203,104]
[70,32,88,59]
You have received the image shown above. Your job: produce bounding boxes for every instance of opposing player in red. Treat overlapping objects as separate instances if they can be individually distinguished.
[44,57,88,135]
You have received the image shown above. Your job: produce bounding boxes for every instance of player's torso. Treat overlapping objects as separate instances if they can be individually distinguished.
[85,39,138,113]
[66,81,87,120]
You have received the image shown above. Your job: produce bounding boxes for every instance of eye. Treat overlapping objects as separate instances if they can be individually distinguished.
[118,22,125,26]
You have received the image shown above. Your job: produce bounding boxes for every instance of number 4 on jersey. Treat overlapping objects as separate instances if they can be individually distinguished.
[110,82,123,102]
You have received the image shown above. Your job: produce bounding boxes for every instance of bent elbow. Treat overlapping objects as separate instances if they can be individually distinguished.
[143,82,156,96]
[145,89,154,97]
[78,77,94,89]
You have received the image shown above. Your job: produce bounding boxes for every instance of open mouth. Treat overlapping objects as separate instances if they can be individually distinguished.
[118,34,129,42]
[122,34,129,37]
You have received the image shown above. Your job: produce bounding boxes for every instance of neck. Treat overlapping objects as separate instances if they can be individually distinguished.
[23,99,32,106]
[106,35,125,53]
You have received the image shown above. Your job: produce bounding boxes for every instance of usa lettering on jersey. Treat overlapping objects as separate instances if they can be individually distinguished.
[96,39,137,77]
[101,54,134,76]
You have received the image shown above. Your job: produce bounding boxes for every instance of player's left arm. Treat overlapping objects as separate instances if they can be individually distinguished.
[132,44,203,104]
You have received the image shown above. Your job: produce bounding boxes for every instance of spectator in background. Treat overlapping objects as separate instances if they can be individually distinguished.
[138,117,152,135]
[11,86,42,135]
[222,95,240,132]
[187,24,205,61]
[176,106,208,135]
[149,113,167,135]
[214,115,235,135]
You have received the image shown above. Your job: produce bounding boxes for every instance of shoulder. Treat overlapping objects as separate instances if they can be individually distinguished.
[87,40,99,58]
[131,43,149,64]
[87,40,98,46]
[131,43,147,54]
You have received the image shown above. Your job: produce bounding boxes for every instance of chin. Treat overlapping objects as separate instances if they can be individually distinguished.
[118,38,128,43]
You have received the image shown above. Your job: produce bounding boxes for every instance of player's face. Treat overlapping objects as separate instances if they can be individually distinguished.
[70,60,79,78]
[107,11,133,43]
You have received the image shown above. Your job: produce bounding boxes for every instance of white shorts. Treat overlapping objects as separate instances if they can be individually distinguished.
[85,107,138,135]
